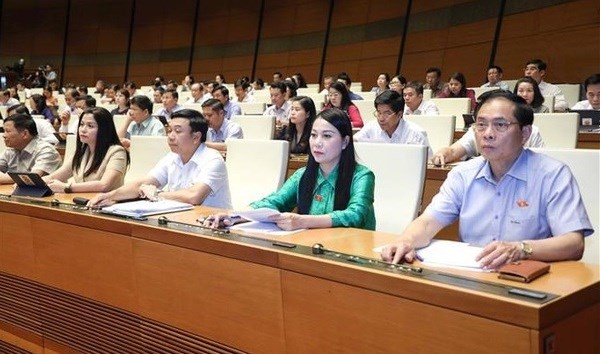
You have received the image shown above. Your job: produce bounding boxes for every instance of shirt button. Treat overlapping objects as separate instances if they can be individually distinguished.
[497,192,501,196]
[494,215,498,219]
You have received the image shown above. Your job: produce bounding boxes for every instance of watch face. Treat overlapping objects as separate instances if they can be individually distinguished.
[522,242,533,255]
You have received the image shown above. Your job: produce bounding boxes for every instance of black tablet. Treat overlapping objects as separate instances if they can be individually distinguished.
[8,172,53,197]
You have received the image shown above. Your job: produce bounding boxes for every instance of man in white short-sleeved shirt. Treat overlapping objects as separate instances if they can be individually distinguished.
[403,81,440,116]
[89,109,232,209]
[571,74,600,111]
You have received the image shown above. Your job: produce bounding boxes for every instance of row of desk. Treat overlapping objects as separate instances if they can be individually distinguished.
[0,186,597,353]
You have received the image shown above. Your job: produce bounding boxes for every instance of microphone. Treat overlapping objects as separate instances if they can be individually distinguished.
[73,197,89,206]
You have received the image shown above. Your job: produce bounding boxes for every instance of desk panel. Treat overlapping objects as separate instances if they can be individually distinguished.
[0,194,597,353]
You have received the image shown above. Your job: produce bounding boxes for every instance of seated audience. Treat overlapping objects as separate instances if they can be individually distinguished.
[117,95,165,149]
[152,87,164,104]
[29,94,55,123]
[252,78,265,91]
[124,81,138,97]
[524,58,568,111]
[42,86,59,108]
[337,72,363,100]
[403,81,439,115]
[89,109,232,208]
[370,73,390,96]
[283,80,298,101]
[292,73,308,89]
[277,96,317,154]
[212,85,241,120]
[201,98,243,152]
[389,75,407,95]
[571,74,600,110]
[323,81,364,128]
[423,67,448,98]
[205,108,375,231]
[264,81,291,126]
[181,75,194,92]
[111,89,130,116]
[272,72,283,83]
[58,88,82,134]
[354,90,432,157]
[100,84,118,104]
[0,113,61,184]
[514,77,550,113]
[94,80,106,95]
[233,79,254,103]
[156,89,183,121]
[440,72,477,112]
[383,91,592,268]
[43,107,129,193]
[0,89,20,107]
[481,65,509,90]
[186,83,206,104]
[7,104,58,145]
[320,76,334,95]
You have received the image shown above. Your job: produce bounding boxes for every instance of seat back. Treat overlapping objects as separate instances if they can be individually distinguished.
[231,115,275,140]
[533,113,579,148]
[354,143,428,234]
[358,91,376,100]
[97,103,117,112]
[429,97,471,130]
[531,148,599,264]
[64,134,78,165]
[542,95,555,113]
[225,139,289,209]
[556,84,581,108]
[0,134,5,154]
[470,87,499,99]
[351,100,375,125]
[112,114,129,132]
[182,103,203,113]
[504,79,518,92]
[239,102,266,115]
[127,135,170,183]
[404,115,456,153]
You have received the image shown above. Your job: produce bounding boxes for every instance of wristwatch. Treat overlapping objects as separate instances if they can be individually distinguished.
[64,182,73,193]
[520,242,533,259]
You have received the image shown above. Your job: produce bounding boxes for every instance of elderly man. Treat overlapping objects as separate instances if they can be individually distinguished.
[201,98,243,152]
[89,109,232,209]
[383,90,592,268]
[186,83,206,104]
[0,113,61,184]
[212,85,241,120]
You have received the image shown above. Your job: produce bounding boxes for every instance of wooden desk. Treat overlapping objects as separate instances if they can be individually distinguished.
[0,189,597,353]
[454,130,600,149]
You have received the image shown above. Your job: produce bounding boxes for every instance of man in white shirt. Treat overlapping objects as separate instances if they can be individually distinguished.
[58,88,82,134]
[89,109,232,209]
[403,81,440,115]
[480,65,509,90]
[185,83,206,104]
[524,59,568,112]
[264,81,290,125]
[7,104,58,145]
[0,90,20,107]
[354,90,433,158]
[320,76,334,95]
[117,95,166,149]
[156,89,183,121]
[201,98,243,152]
[233,79,254,103]
[571,74,600,110]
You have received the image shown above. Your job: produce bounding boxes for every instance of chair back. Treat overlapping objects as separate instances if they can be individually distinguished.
[351,100,375,125]
[97,103,117,112]
[231,115,275,140]
[533,113,579,148]
[127,136,170,183]
[354,143,428,233]
[225,139,289,209]
[0,134,5,154]
[429,98,471,130]
[556,84,581,108]
[112,114,129,132]
[182,103,203,113]
[404,115,456,153]
[64,134,78,164]
[542,95,555,113]
[470,87,498,99]
[531,148,599,264]
[239,102,266,115]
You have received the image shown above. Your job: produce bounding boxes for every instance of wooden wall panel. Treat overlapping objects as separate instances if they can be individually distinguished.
[495,0,600,83]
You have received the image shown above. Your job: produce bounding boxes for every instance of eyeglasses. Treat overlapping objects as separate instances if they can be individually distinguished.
[373,110,396,118]
[473,119,519,132]
[390,80,400,85]
[328,92,340,98]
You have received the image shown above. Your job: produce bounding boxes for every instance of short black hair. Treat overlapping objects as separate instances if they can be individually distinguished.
[374,90,405,113]
[130,95,153,114]
[583,74,600,91]
[426,67,442,77]
[488,65,503,73]
[476,90,534,128]
[201,98,224,112]
[270,81,287,94]
[526,59,547,71]
[4,113,38,136]
[76,95,96,108]
[170,109,208,143]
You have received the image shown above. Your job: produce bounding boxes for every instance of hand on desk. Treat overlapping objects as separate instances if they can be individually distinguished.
[87,192,116,208]
[381,242,419,264]
[268,212,306,231]
[45,179,67,193]
[202,213,245,229]
[476,241,522,269]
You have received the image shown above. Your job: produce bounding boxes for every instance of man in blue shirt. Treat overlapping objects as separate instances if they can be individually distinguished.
[382,91,593,269]
[212,85,241,120]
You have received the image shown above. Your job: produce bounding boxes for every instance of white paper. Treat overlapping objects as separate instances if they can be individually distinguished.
[229,221,305,236]
[102,199,193,218]
[234,208,281,223]
[374,240,485,271]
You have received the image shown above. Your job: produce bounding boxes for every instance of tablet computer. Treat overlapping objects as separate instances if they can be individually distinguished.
[8,172,53,197]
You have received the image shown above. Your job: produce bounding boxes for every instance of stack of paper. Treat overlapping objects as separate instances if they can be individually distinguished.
[101,200,193,218]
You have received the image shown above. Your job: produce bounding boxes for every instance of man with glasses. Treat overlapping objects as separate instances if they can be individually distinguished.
[383,90,592,268]
[354,90,432,158]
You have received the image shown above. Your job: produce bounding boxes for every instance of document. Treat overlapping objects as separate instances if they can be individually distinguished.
[234,208,281,223]
[101,199,193,218]
[374,240,485,271]
[229,221,305,236]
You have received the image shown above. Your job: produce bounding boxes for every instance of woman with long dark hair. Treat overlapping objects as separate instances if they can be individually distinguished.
[44,107,130,193]
[206,108,376,231]
[278,96,317,154]
[323,81,364,128]
[444,72,477,112]
[514,76,550,113]
[29,93,55,123]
